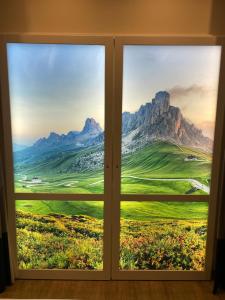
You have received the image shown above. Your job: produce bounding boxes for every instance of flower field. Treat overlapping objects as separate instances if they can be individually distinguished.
[120,218,207,271]
[16,201,208,271]
[16,210,103,270]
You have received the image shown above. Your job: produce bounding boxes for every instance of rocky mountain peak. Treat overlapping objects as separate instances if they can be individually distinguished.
[122,90,212,152]
[152,91,170,115]
[49,132,59,138]
[81,118,102,135]
[32,118,103,150]
[67,130,79,137]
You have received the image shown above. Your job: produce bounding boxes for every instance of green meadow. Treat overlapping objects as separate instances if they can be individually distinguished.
[15,142,211,195]
[16,200,104,219]
[121,142,211,194]
[15,172,104,194]
[15,141,210,270]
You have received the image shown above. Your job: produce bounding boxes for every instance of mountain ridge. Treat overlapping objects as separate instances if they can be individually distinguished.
[15,90,212,161]
[32,117,103,150]
[122,91,212,153]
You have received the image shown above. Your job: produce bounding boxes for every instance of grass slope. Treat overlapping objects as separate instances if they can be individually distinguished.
[121,141,211,194]
[15,141,212,194]
[120,201,208,221]
[14,144,104,194]
[16,201,104,219]
[16,200,208,221]
[122,141,211,178]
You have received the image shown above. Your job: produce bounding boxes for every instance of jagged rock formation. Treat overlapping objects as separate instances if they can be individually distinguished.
[122,91,212,152]
[81,118,102,136]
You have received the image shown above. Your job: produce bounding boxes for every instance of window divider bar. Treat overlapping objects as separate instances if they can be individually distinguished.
[14,193,105,201]
[120,194,209,202]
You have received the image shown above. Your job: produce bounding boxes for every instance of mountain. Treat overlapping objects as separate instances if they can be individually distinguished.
[32,118,103,150]
[14,117,104,174]
[19,91,211,156]
[122,91,212,153]
[81,118,102,135]
[14,90,212,175]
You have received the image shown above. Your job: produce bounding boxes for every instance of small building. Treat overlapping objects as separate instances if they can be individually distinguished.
[31,177,42,184]
[184,155,198,161]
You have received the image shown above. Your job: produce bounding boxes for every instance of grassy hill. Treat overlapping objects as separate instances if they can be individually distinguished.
[122,141,211,178]
[14,144,104,193]
[16,200,104,219]
[14,141,212,194]
[121,141,211,194]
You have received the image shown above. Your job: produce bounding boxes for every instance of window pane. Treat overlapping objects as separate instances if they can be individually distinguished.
[16,200,103,270]
[121,46,221,195]
[120,201,208,271]
[7,43,105,194]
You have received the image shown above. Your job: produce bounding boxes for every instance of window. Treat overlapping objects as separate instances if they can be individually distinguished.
[0,36,223,280]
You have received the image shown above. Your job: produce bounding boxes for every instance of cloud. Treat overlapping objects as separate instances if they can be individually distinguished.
[168,84,207,98]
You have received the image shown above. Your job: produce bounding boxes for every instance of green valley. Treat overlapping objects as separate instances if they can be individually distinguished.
[15,141,211,195]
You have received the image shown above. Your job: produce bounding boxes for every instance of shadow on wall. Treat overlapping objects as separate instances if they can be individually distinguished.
[0,0,27,33]
[210,0,225,35]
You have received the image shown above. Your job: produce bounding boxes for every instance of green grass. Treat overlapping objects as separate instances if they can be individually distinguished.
[120,201,208,221]
[14,172,104,194]
[16,201,104,219]
[122,141,211,178]
[14,144,104,194]
[15,141,212,194]
[121,178,207,195]
[121,141,211,194]
[16,200,208,221]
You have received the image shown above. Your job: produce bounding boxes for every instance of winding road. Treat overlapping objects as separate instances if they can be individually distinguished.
[121,175,210,194]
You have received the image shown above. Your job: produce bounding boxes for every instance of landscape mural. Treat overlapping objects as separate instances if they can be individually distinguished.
[16,200,104,270]
[120,201,208,271]
[119,45,221,270]
[7,44,221,270]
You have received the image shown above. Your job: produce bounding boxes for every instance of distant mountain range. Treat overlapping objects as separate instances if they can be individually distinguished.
[32,117,103,151]
[14,91,212,174]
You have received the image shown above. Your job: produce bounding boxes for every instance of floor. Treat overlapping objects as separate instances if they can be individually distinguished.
[1,280,225,300]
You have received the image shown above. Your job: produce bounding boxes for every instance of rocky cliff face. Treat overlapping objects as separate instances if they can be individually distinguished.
[122,91,212,152]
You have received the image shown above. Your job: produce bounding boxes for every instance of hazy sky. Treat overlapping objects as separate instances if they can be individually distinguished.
[123,45,221,138]
[7,43,105,145]
[7,44,221,145]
